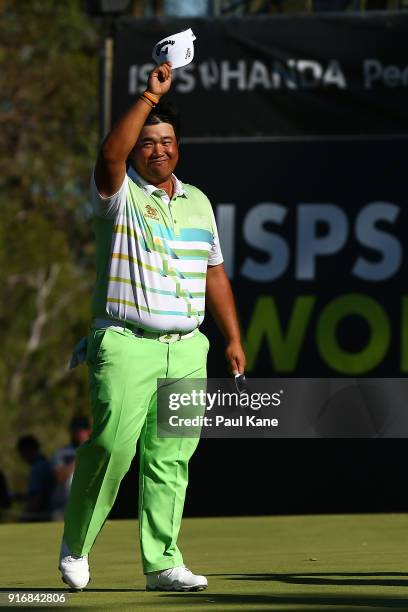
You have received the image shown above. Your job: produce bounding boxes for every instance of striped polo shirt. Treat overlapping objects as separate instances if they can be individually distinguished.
[90,166,223,333]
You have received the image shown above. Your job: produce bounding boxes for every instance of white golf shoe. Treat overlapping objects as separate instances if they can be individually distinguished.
[59,539,90,590]
[146,565,208,591]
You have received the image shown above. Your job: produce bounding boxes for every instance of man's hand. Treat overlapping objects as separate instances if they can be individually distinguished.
[226,340,246,376]
[147,62,173,98]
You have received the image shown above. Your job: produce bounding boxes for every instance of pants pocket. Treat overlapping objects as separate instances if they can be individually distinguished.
[86,328,109,365]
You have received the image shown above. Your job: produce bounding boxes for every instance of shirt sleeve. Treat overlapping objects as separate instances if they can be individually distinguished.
[51,447,75,469]
[51,449,64,469]
[91,169,128,219]
[208,205,224,267]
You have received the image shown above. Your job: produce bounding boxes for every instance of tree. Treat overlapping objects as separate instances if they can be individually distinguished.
[0,0,101,492]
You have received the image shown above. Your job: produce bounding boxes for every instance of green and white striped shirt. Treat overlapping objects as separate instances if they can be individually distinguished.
[90,166,223,332]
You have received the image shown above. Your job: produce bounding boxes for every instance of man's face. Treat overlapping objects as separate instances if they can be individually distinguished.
[71,428,91,448]
[130,122,179,184]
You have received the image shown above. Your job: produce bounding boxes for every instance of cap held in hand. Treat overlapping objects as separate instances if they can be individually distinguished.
[152,28,197,70]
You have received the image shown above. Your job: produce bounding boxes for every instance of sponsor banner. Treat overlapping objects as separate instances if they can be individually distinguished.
[112,14,408,137]
[178,137,408,377]
[157,378,408,438]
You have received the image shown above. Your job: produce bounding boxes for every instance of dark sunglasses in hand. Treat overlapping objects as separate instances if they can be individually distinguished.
[234,373,249,395]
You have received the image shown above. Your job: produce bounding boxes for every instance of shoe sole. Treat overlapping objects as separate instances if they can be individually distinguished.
[61,576,90,591]
[146,584,207,592]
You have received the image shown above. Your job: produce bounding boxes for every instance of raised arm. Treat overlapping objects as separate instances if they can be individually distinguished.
[206,263,246,375]
[95,62,173,197]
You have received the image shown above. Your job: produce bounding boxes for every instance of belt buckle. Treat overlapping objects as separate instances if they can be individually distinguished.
[158,333,180,344]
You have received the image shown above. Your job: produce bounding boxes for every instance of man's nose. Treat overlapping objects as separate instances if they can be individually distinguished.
[153,143,164,156]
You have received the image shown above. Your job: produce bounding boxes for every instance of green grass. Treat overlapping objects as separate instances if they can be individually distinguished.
[1,514,408,611]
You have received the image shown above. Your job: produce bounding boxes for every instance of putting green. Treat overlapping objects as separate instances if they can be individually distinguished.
[0,514,407,611]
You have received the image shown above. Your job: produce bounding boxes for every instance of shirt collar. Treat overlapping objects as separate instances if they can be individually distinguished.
[128,166,187,198]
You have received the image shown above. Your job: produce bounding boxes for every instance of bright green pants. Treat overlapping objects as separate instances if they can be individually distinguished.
[63,325,208,573]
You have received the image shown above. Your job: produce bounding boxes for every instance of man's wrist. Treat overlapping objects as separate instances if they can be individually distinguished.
[144,90,161,104]
[227,336,241,344]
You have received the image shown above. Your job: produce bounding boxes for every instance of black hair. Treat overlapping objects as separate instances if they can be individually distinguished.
[69,415,91,431]
[144,99,181,142]
[17,435,40,453]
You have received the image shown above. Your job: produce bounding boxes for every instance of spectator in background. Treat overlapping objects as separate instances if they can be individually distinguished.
[365,0,387,8]
[313,0,358,10]
[257,0,284,12]
[16,435,55,522]
[313,0,387,10]
[163,0,209,16]
[0,470,11,512]
[51,416,91,520]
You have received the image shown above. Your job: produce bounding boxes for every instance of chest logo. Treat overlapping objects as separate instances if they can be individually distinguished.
[145,205,159,220]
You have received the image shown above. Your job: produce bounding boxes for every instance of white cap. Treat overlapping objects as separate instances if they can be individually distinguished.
[152,28,197,70]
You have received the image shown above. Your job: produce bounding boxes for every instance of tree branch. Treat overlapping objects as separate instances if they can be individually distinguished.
[9,264,60,402]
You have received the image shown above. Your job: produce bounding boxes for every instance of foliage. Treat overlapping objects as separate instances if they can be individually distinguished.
[0,0,100,490]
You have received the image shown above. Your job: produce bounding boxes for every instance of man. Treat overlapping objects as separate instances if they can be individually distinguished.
[16,435,55,522]
[59,61,245,592]
[0,470,11,513]
[51,416,91,520]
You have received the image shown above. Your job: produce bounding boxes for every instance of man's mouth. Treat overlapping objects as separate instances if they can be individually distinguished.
[150,158,168,165]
